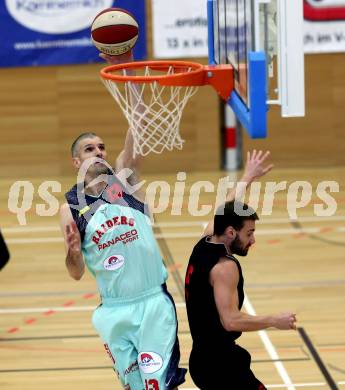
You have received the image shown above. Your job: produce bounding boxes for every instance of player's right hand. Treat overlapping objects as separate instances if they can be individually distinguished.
[99,50,134,65]
[243,150,274,181]
[274,312,297,330]
[66,221,81,254]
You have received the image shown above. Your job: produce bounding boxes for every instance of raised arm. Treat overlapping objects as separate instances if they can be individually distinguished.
[100,51,143,185]
[202,150,273,237]
[210,259,297,332]
[59,203,85,280]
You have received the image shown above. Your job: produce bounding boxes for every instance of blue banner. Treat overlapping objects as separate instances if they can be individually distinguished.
[0,0,147,67]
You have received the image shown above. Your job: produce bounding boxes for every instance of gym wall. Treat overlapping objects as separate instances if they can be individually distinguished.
[0,0,344,179]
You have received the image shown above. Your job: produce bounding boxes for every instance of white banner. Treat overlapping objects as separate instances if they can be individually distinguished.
[304,0,345,53]
[152,0,208,58]
[304,20,345,53]
[152,0,345,58]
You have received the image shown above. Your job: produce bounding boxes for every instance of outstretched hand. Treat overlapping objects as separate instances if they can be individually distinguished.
[243,150,273,182]
[99,50,134,65]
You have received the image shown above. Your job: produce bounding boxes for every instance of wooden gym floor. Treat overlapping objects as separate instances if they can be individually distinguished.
[1,167,345,389]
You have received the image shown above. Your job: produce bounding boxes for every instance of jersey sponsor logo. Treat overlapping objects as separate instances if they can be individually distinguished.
[139,352,163,374]
[98,229,139,251]
[92,215,135,245]
[103,255,125,271]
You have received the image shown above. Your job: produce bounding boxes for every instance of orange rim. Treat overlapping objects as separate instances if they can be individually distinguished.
[100,60,205,85]
[100,60,234,100]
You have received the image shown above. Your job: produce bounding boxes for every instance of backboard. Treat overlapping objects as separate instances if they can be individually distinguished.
[208,0,305,138]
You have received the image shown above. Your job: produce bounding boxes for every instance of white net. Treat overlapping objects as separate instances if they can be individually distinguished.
[102,65,199,157]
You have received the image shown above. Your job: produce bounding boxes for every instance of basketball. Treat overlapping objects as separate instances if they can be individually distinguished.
[91,8,139,56]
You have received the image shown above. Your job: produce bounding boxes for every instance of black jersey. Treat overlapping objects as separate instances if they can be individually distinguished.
[185,236,244,349]
[0,230,10,270]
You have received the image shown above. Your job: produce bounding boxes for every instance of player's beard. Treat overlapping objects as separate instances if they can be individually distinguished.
[230,235,250,256]
[93,161,109,175]
[89,157,109,176]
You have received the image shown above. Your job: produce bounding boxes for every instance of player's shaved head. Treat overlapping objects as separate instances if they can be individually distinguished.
[71,132,98,157]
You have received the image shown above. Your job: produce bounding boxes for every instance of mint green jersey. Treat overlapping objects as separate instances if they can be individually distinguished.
[65,178,186,389]
[83,203,167,299]
[66,182,168,300]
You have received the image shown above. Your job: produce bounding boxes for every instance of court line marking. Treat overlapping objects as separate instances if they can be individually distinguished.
[155,220,185,300]
[182,381,345,389]
[6,237,63,244]
[0,306,96,314]
[1,276,345,299]
[3,215,345,234]
[2,315,343,387]
[0,302,185,314]
[298,328,338,389]
[2,310,343,385]
[5,225,345,244]
[3,221,343,386]
[244,295,295,390]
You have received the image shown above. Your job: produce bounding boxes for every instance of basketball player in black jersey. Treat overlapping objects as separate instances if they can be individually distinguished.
[185,150,297,389]
[0,229,10,270]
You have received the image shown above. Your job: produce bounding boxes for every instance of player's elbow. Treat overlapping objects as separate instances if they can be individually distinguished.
[221,314,241,332]
[69,270,84,281]
[74,271,84,281]
[67,265,85,281]
[222,320,237,332]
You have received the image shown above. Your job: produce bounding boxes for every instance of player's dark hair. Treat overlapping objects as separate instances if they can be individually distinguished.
[71,132,98,157]
[213,200,259,235]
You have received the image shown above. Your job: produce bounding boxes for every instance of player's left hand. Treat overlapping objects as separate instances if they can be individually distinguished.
[99,50,134,65]
[243,150,274,181]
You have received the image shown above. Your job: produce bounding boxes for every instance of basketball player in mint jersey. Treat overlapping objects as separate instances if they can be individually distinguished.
[185,151,297,389]
[59,51,186,390]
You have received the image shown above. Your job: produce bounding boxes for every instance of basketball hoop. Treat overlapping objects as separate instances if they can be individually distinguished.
[100,60,233,157]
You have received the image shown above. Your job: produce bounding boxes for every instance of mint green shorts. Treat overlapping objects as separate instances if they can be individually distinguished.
[92,285,186,390]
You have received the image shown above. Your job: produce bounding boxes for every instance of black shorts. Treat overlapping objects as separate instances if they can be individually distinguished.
[189,344,267,390]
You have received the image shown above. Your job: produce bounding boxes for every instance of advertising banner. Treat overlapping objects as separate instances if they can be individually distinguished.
[152,0,208,58]
[0,0,146,67]
[152,0,345,58]
[304,0,345,53]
